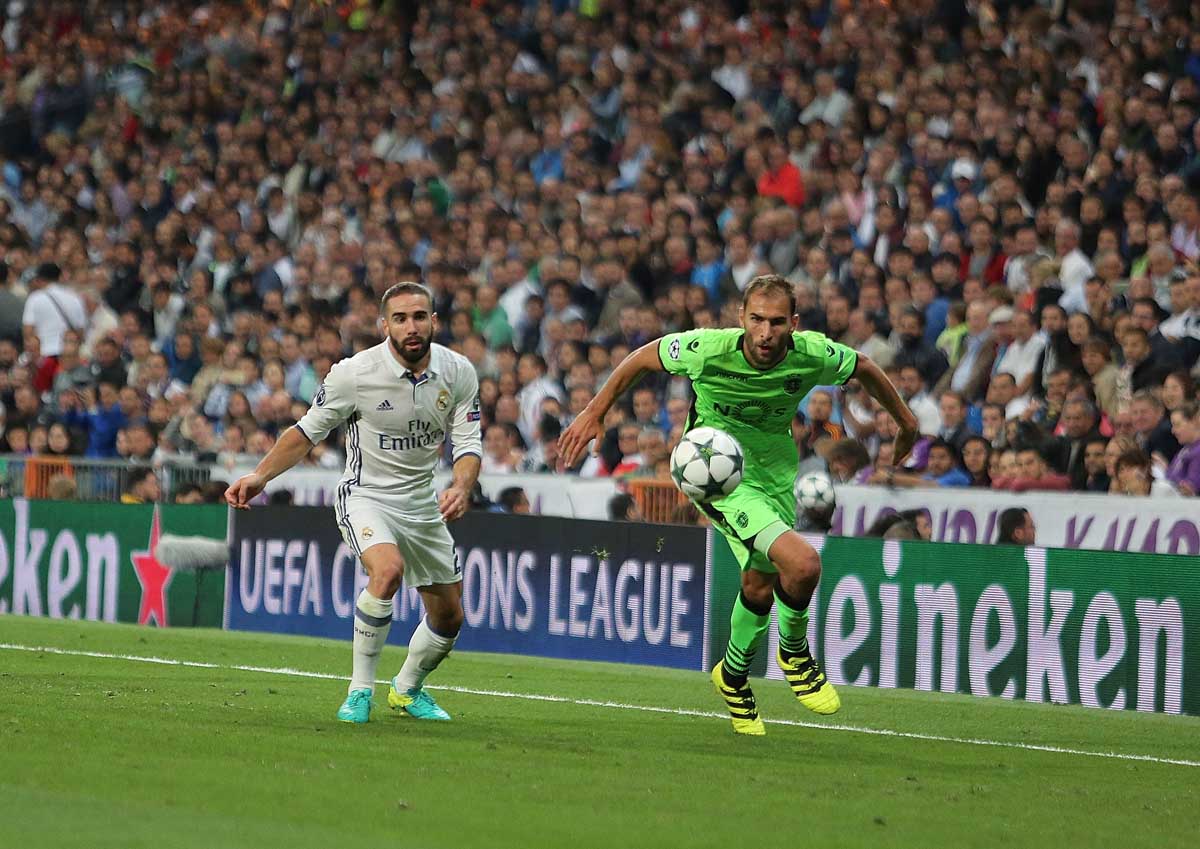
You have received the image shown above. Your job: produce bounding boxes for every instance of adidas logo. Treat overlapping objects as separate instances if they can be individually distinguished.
[376,400,394,411]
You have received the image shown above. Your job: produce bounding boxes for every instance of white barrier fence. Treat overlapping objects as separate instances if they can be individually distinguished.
[227,462,621,520]
[832,484,1200,555]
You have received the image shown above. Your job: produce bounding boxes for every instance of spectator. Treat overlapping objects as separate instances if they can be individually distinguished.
[897,510,933,541]
[996,508,1036,546]
[496,487,532,515]
[960,436,992,488]
[994,310,1045,399]
[871,438,970,488]
[1166,403,1200,497]
[173,483,205,505]
[619,429,670,480]
[936,391,972,452]
[46,474,78,501]
[1161,371,1197,415]
[895,366,941,436]
[994,447,1070,493]
[825,439,870,484]
[1080,337,1121,421]
[481,424,522,475]
[936,301,996,402]
[803,390,843,449]
[61,382,126,458]
[1131,391,1181,464]
[1049,399,1103,490]
[1082,437,1111,493]
[1054,219,1095,312]
[893,308,949,388]
[120,467,161,504]
[1113,449,1179,498]
[608,493,641,522]
[0,263,25,343]
[21,263,86,360]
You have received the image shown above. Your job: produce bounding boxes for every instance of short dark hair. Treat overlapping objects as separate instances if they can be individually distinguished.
[997,508,1029,544]
[125,466,156,491]
[498,486,527,512]
[608,493,637,521]
[927,437,960,466]
[742,274,797,315]
[380,282,433,313]
[1115,448,1151,473]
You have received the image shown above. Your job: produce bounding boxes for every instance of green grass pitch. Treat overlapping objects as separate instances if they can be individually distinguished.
[1,616,1198,849]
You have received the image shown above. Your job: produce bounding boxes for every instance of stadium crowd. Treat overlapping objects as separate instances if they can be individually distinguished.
[0,0,1198,506]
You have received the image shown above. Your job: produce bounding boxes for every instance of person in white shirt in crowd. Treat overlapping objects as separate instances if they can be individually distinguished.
[994,309,1046,399]
[895,364,942,436]
[21,263,86,359]
[515,352,564,445]
[1054,219,1094,313]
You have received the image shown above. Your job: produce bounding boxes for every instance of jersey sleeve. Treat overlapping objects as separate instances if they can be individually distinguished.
[657,329,712,379]
[295,359,356,444]
[449,363,483,462]
[797,331,858,386]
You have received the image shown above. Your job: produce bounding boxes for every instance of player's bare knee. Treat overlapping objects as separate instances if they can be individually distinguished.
[433,606,464,637]
[739,570,776,609]
[770,532,821,585]
[370,560,404,596]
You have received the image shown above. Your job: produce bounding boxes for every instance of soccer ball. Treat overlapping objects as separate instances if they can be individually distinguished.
[796,471,836,513]
[670,427,744,502]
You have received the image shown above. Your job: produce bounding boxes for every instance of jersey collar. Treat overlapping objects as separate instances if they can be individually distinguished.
[382,341,441,384]
[736,331,796,370]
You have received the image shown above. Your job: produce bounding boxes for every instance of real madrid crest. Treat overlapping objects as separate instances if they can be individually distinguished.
[361,527,374,539]
[436,389,451,411]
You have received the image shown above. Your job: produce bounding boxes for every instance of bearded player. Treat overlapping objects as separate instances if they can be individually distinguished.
[226,283,482,724]
[560,274,917,735]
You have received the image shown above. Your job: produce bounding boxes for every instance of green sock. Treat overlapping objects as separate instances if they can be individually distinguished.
[723,592,771,682]
[775,590,810,657]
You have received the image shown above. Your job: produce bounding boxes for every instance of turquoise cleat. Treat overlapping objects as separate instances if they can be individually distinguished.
[388,685,451,720]
[336,688,374,723]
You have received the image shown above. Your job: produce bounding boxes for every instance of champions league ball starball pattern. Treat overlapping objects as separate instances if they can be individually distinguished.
[670,427,744,502]
[796,470,836,513]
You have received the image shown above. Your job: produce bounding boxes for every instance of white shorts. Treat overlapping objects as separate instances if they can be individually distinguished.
[334,495,461,588]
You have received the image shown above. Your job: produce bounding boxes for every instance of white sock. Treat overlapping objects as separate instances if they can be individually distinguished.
[394,618,457,692]
[349,590,393,693]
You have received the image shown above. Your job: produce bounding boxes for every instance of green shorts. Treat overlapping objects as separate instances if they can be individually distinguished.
[698,483,794,573]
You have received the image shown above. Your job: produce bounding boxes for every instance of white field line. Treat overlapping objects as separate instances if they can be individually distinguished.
[2,641,1197,769]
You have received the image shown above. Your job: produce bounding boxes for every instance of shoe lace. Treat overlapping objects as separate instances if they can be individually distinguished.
[410,690,438,710]
[348,690,373,707]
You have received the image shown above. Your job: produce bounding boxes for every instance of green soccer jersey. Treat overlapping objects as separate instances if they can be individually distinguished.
[657,327,858,498]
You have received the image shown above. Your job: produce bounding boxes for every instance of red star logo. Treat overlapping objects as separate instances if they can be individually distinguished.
[131,507,173,627]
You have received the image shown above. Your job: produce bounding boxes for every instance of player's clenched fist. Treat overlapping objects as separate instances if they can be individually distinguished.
[225,473,266,510]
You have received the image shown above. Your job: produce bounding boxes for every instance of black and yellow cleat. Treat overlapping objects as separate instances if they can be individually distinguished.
[777,645,841,715]
[711,660,766,736]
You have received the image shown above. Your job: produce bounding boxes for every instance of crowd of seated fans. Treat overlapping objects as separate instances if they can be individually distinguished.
[0,0,1197,504]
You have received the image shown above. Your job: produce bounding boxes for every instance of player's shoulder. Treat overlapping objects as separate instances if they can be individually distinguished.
[326,344,385,381]
[431,343,476,385]
[667,327,742,353]
[791,330,837,356]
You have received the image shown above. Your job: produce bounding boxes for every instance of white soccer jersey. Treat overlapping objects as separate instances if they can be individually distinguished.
[296,341,482,522]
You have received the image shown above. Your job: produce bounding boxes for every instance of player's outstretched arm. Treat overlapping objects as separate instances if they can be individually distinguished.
[852,354,920,464]
[559,339,666,469]
[224,426,313,510]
